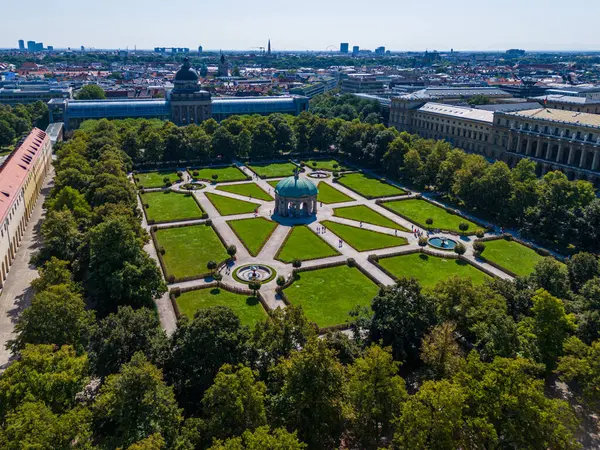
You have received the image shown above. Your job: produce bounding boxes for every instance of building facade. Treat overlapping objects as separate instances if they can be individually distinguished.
[169,57,212,126]
[0,128,53,290]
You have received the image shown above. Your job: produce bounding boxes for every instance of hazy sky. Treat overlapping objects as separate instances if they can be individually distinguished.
[1,0,599,51]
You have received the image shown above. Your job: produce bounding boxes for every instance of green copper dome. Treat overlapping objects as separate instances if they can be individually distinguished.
[275,175,318,198]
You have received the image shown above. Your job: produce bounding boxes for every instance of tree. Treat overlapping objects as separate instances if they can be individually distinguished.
[75,84,106,100]
[370,278,437,362]
[208,426,306,450]
[454,242,466,255]
[39,209,83,263]
[425,217,433,230]
[421,322,463,379]
[167,307,250,414]
[88,306,169,377]
[8,285,94,354]
[249,281,261,297]
[567,252,599,292]
[393,380,469,450]
[458,222,469,235]
[467,94,491,106]
[93,353,182,449]
[0,401,94,450]
[271,339,347,450]
[523,289,576,371]
[202,364,267,441]
[455,352,580,449]
[0,120,16,147]
[418,235,428,247]
[0,345,88,420]
[473,240,485,255]
[227,244,237,258]
[30,257,78,294]
[557,337,600,410]
[87,218,166,312]
[207,260,217,274]
[250,305,317,377]
[530,257,570,300]
[347,345,407,449]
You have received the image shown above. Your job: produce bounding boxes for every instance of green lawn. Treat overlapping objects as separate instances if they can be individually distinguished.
[136,171,180,188]
[155,224,228,279]
[216,182,272,201]
[228,217,278,256]
[267,179,282,189]
[176,288,267,327]
[382,199,478,233]
[337,173,406,198]
[192,166,247,183]
[333,205,409,231]
[248,162,298,178]
[284,265,379,328]
[378,253,489,288]
[321,220,408,252]
[205,192,260,216]
[141,191,203,223]
[482,239,547,277]
[305,159,349,171]
[276,226,340,263]
[317,182,354,204]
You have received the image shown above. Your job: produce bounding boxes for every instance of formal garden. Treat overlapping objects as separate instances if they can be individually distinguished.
[282,264,380,328]
[316,181,354,204]
[478,238,549,277]
[176,287,267,326]
[336,172,407,198]
[275,225,340,262]
[248,162,298,178]
[205,192,260,216]
[382,198,479,234]
[303,159,349,171]
[321,220,408,252]
[216,182,273,201]
[141,191,204,223]
[333,204,408,230]
[136,171,180,188]
[228,217,278,257]
[190,166,248,182]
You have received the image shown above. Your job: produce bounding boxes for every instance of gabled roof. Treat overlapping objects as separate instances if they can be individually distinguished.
[0,128,49,223]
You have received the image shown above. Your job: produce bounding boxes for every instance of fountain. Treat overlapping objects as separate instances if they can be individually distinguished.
[428,236,458,251]
[308,171,329,179]
[234,264,276,283]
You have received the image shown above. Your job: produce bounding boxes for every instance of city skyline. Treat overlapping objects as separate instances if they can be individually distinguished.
[1,0,600,52]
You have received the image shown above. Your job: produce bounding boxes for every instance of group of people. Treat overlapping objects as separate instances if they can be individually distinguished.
[317,225,327,234]
[411,225,428,238]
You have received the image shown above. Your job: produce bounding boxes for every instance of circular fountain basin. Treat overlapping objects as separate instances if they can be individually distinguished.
[181,182,205,191]
[308,171,330,179]
[428,237,457,251]
[234,264,276,284]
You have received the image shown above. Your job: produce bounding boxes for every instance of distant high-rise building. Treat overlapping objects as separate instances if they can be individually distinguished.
[18,40,24,50]
[198,46,203,54]
[352,45,359,56]
[47,46,54,51]
[340,43,349,54]
[375,46,385,56]
[27,41,36,51]
[36,42,43,51]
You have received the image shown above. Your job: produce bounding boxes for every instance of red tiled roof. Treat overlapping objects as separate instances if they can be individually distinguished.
[0,128,49,223]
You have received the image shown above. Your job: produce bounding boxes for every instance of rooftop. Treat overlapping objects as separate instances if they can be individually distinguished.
[530,95,600,105]
[275,175,318,198]
[504,108,600,129]
[417,102,494,123]
[0,128,49,223]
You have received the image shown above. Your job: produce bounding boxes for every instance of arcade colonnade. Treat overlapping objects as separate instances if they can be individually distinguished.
[275,195,317,217]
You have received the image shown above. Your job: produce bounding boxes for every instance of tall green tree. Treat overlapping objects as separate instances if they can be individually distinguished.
[208,426,306,450]
[75,84,106,100]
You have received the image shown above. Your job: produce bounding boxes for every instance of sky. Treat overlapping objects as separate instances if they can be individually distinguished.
[1,0,599,52]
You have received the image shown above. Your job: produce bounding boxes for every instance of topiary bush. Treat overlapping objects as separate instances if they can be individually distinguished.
[473,241,486,255]
[454,243,466,255]
[475,229,485,238]
[292,258,302,268]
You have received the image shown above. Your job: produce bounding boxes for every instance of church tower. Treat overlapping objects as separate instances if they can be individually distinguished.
[217,52,229,77]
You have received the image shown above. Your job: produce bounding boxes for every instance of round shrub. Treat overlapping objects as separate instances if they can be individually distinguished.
[177,171,183,178]
[276,275,286,287]
[292,258,302,268]
[167,275,175,283]
[475,229,485,238]
[418,236,428,247]
[536,248,551,257]
[192,170,199,177]
[369,254,380,262]
[454,243,466,255]
[159,246,166,255]
[347,258,356,267]
[459,222,470,234]
[473,241,486,255]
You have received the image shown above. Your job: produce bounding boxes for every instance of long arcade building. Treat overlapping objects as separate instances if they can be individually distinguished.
[48,58,309,130]
[0,128,52,289]
[390,99,600,186]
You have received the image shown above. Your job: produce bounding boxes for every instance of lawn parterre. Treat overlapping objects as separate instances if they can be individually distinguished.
[337,172,406,198]
[155,224,228,280]
[317,182,354,204]
[228,217,278,256]
[248,162,298,178]
[276,226,340,263]
[192,166,248,183]
[383,198,478,233]
[283,265,379,328]
[304,159,349,171]
[377,252,489,288]
[216,182,272,201]
[136,171,180,188]
[267,180,282,189]
[141,191,203,223]
[333,205,408,231]
[176,288,267,326]
[205,192,260,216]
[480,238,548,277]
[321,220,408,252]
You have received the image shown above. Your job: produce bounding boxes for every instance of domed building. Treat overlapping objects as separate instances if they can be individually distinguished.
[169,57,212,126]
[274,171,318,217]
